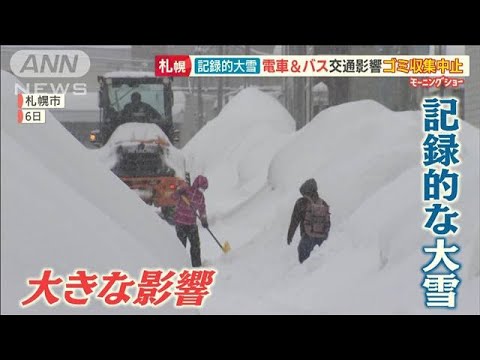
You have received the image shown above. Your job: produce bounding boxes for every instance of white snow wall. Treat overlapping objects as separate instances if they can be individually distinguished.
[1,70,194,314]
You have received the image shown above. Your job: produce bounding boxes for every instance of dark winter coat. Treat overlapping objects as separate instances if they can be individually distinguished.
[121,101,162,123]
[172,175,208,226]
[287,178,325,243]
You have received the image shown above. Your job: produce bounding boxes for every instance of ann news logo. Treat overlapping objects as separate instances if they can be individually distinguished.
[10,49,87,124]
[10,49,89,96]
[10,50,90,78]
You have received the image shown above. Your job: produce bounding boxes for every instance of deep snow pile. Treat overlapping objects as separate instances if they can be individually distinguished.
[184,87,296,233]
[1,70,193,314]
[185,89,479,314]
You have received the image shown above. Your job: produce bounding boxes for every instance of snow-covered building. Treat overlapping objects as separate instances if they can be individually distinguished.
[284,46,429,129]
[313,45,429,112]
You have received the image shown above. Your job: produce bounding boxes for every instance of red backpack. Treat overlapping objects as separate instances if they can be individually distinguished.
[304,196,330,238]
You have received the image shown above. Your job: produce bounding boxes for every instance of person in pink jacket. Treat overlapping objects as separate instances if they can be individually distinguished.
[171,175,209,267]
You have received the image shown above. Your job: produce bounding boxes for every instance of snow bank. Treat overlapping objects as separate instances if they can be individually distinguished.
[1,70,193,314]
[184,87,296,219]
[185,90,479,314]
[268,100,422,223]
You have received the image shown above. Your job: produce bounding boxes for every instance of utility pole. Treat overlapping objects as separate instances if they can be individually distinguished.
[282,45,287,107]
[305,45,314,124]
[439,45,446,97]
[217,45,224,114]
[195,46,204,129]
[197,77,204,127]
[291,45,307,130]
[244,45,250,88]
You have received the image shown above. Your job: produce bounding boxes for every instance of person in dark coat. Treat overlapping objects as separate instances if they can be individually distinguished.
[171,175,209,267]
[287,178,330,263]
[121,92,162,124]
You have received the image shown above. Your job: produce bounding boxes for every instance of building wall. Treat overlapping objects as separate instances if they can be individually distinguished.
[312,45,428,112]
[465,46,480,128]
[348,46,427,111]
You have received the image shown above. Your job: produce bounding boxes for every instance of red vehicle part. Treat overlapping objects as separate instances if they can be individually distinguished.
[120,176,187,207]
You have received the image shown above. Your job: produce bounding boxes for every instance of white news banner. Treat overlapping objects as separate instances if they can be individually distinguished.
[17,93,66,124]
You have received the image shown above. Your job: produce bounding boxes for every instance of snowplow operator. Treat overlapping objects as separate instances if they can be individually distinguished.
[120,91,175,142]
[121,92,163,124]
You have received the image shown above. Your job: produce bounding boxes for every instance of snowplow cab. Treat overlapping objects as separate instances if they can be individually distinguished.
[90,71,179,147]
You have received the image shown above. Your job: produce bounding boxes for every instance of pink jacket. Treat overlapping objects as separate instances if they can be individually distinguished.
[172,175,208,225]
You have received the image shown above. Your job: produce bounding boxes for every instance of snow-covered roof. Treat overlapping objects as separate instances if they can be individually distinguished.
[312,81,328,92]
[102,71,157,78]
